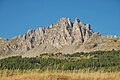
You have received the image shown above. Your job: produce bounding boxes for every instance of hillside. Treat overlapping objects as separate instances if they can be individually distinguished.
[0,18,120,58]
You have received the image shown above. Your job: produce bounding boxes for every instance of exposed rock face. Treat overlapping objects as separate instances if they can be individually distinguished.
[0,18,120,57]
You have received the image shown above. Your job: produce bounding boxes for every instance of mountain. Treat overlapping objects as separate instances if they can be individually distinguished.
[0,18,120,58]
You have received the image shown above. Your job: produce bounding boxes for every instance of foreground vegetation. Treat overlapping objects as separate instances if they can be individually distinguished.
[0,50,120,80]
[0,70,120,80]
[0,50,120,72]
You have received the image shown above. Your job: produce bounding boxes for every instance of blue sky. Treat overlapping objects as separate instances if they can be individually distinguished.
[0,0,120,38]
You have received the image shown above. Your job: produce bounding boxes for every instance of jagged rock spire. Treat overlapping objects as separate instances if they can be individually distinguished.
[73,18,80,28]
[86,24,91,30]
[67,18,72,26]
[75,18,80,23]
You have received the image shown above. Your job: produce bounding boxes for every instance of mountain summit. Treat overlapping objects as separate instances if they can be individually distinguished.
[0,18,120,57]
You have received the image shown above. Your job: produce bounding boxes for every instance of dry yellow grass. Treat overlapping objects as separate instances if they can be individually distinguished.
[0,70,120,80]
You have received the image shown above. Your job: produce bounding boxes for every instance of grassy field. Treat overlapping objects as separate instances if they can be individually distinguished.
[0,70,120,80]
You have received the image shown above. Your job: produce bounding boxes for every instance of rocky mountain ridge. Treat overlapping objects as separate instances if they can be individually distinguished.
[0,18,120,57]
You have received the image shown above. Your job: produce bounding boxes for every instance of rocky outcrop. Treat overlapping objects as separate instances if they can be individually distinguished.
[0,18,120,57]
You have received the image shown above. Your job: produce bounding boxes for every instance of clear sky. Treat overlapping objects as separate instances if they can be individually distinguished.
[0,0,120,39]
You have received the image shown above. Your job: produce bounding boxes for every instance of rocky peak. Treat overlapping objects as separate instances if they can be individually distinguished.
[2,17,114,57]
[2,18,94,52]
